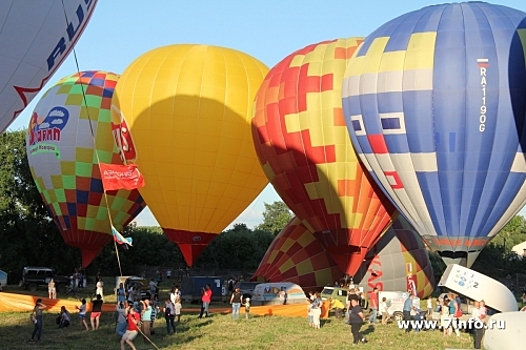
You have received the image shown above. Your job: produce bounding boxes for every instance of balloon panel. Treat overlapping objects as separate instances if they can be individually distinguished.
[251,38,395,276]
[26,71,145,266]
[0,0,97,133]
[342,2,526,264]
[253,216,434,297]
[112,44,269,265]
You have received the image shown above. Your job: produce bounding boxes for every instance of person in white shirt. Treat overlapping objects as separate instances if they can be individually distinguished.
[427,297,433,319]
[471,300,483,349]
[380,297,390,325]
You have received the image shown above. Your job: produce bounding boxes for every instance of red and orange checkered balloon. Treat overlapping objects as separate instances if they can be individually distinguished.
[253,216,435,298]
[251,38,396,276]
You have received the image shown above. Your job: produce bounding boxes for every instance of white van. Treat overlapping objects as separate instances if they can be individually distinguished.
[379,291,421,321]
[251,282,306,306]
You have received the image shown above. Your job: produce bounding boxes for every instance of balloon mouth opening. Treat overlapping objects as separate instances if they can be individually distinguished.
[438,250,482,268]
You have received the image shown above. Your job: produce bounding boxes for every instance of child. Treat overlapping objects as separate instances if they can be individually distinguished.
[75,299,89,331]
[174,301,182,323]
[380,297,390,325]
[242,297,250,320]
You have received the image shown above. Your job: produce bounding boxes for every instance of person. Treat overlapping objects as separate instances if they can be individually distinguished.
[0,282,3,292]
[164,298,176,334]
[166,270,172,280]
[380,297,390,325]
[116,301,128,337]
[368,287,379,325]
[479,300,487,321]
[441,298,451,336]
[48,278,56,299]
[427,296,433,319]
[96,278,104,300]
[140,299,152,342]
[307,293,314,327]
[521,292,526,307]
[243,297,251,320]
[347,294,367,344]
[198,284,212,318]
[278,287,288,305]
[329,297,345,319]
[76,298,89,331]
[58,306,71,328]
[117,283,126,304]
[90,294,104,330]
[121,306,140,350]
[403,293,413,333]
[29,298,46,343]
[471,300,484,349]
[174,299,182,323]
[230,286,242,319]
[311,292,322,329]
[448,293,461,337]
[149,279,157,299]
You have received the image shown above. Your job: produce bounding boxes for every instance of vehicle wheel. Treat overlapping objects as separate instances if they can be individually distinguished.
[28,283,38,292]
[393,311,403,322]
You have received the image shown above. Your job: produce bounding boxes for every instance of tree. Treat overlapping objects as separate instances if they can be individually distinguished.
[255,201,292,235]
[0,130,80,282]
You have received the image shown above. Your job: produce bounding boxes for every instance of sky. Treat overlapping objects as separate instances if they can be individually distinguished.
[7,0,526,228]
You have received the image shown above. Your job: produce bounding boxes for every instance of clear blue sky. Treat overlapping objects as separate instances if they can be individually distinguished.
[8,0,526,228]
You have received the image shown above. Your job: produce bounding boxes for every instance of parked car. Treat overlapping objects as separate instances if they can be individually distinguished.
[115,276,151,300]
[234,281,260,299]
[321,285,369,309]
[378,291,421,321]
[20,266,70,292]
[251,282,306,306]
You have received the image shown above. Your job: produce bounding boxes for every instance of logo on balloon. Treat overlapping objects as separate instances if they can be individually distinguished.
[192,236,202,242]
[28,106,70,158]
[111,106,137,163]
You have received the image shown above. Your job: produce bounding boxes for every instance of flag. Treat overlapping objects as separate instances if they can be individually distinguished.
[112,225,133,248]
[99,163,145,191]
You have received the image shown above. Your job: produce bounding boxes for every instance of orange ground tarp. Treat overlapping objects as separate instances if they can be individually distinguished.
[0,292,330,318]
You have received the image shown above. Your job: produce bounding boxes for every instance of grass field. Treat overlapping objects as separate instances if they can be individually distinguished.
[0,279,482,349]
[0,309,479,350]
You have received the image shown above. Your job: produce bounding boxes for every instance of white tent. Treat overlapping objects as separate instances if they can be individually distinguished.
[511,241,526,258]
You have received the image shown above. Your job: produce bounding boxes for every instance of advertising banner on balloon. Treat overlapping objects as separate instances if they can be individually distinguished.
[99,163,145,191]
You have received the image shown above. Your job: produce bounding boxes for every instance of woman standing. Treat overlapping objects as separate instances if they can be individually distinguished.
[90,294,104,330]
[47,278,56,299]
[29,298,46,343]
[310,292,322,329]
[230,287,242,319]
[96,278,104,300]
[198,284,212,318]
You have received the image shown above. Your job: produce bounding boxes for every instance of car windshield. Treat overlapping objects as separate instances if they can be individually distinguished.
[321,288,333,295]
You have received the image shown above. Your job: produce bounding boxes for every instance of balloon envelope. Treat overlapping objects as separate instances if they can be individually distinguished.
[253,215,434,298]
[0,0,97,133]
[112,44,269,266]
[342,2,526,267]
[252,38,396,276]
[26,71,145,267]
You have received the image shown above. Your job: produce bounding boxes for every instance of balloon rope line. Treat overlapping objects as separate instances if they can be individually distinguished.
[136,326,161,350]
[60,0,124,280]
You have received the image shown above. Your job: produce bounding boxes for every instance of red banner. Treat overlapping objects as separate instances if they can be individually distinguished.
[99,163,145,191]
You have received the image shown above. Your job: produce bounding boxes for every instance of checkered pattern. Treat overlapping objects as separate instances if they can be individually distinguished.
[27,71,145,265]
[253,215,435,297]
[251,38,396,276]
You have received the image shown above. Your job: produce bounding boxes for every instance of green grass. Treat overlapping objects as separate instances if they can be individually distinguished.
[0,308,480,350]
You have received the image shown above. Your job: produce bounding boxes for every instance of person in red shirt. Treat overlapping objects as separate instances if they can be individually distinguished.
[120,307,140,350]
[198,284,212,318]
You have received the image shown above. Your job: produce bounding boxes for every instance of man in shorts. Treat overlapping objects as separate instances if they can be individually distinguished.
[121,307,141,350]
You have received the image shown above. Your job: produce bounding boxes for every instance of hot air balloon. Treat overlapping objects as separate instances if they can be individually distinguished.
[253,215,435,298]
[111,44,269,266]
[26,71,145,267]
[251,38,396,276]
[342,2,526,267]
[0,0,97,133]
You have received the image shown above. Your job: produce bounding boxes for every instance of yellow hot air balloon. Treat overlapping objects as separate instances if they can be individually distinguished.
[112,44,269,265]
